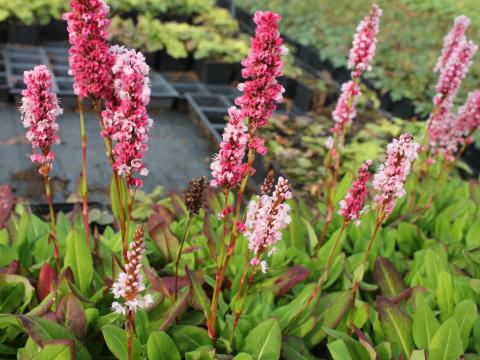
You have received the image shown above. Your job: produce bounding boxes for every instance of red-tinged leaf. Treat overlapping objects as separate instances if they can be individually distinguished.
[42,312,58,323]
[55,293,87,340]
[388,286,426,304]
[354,326,379,360]
[151,204,174,225]
[254,266,310,297]
[373,257,407,297]
[147,213,179,261]
[143,265,189,299]
[0,184,13,228]
[37,339,75,360]
[158,288,191,331]
[0,260,19,274]
[377,296,414,357]
[169,192,187,218]
[37,263,57,301]
[274,266,310,296]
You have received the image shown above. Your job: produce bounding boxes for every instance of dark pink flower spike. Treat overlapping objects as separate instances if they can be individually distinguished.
[339,160,372,226]
[64,0,114,100]
[20,65,62,175]
[348,4,382,79]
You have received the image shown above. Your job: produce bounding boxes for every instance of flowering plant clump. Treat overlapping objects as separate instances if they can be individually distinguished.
[20,65,62,175]
[103,45,153,188]
[2,6,480,360]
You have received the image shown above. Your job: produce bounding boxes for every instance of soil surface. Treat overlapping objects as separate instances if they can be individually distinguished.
[0,100,213,204]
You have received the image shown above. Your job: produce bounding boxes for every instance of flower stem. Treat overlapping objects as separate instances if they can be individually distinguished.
[347,213,383,332]
[175,216,192,301]
[207,147,255,340]
[77,97,91,248]
[127,310,134,360]
[44,175,60,273]
[93,99,129,262]
[231,263,257,342]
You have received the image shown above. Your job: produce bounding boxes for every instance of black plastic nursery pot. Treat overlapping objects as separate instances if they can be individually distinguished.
[157,51,190,72]
[7,22,40,45]
[194,60,234,85]
[293,81,314,112]
[144,52,158,69]
[234,6,254,30]
[390,98,415,119]
[279,76,297,99]
[40,19,68,42]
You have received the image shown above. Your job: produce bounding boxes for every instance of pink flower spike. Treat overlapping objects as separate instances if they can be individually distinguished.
[102,46,152,187]
[348,4,382,79]
[434,15,471,73]
[454,90,480,147]
[210,107,248,188]
[332,80,361,136]
[20,65,62,175]
[112,227,152,315]
[64,0,114,99]
[339,160,372,226]
[428,39,478,155]
[373,134,421,216]
[235,10,285,131]
[245,177,292,272]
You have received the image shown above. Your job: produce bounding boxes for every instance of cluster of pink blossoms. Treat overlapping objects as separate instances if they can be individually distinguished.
[210,107,248,188]
[434,16,470,73]
[63,0,114,99]
[20,65,63,174]
[245,177,292,273]
[338,160,372,226]
[331,4,381,137]
[112,227,153,315]
[210,11,285,188]
[102,46,153,187]
[348,4,382,79]
[332,81,362,136]
[455,91,480,143]
[428,15,478,158]
[373,134,421,215]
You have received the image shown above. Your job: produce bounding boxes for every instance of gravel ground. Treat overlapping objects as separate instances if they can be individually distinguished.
[0,100,214,204]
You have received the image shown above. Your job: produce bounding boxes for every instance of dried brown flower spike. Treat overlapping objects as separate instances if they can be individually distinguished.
[261,169,275,195]
[185,176,207,215]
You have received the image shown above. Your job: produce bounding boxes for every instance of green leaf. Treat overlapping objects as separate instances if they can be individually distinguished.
[170,325,212,354]
[301,218,318,254]
[453,299,477,351]
[0,282,25,313]
[328,339,354,360]
[186,268,210,319]
[436,271,454,319]
[242,318,281,360]
[102,325,141,360]
[304,291,353,347]
[272,284,316,330]
[408,349,426,360]
[430,318,463,360]
[64,229,93,295]
[412,293,439,351]
[281,336,316,360]
[324,329,369,359]
[377,297,414,357]
[110,175,129,225]
[0,274,35,313]
[147,331,180,360]
[373,257,407,297]
[37,340,74,360]
[233,353,254,360]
